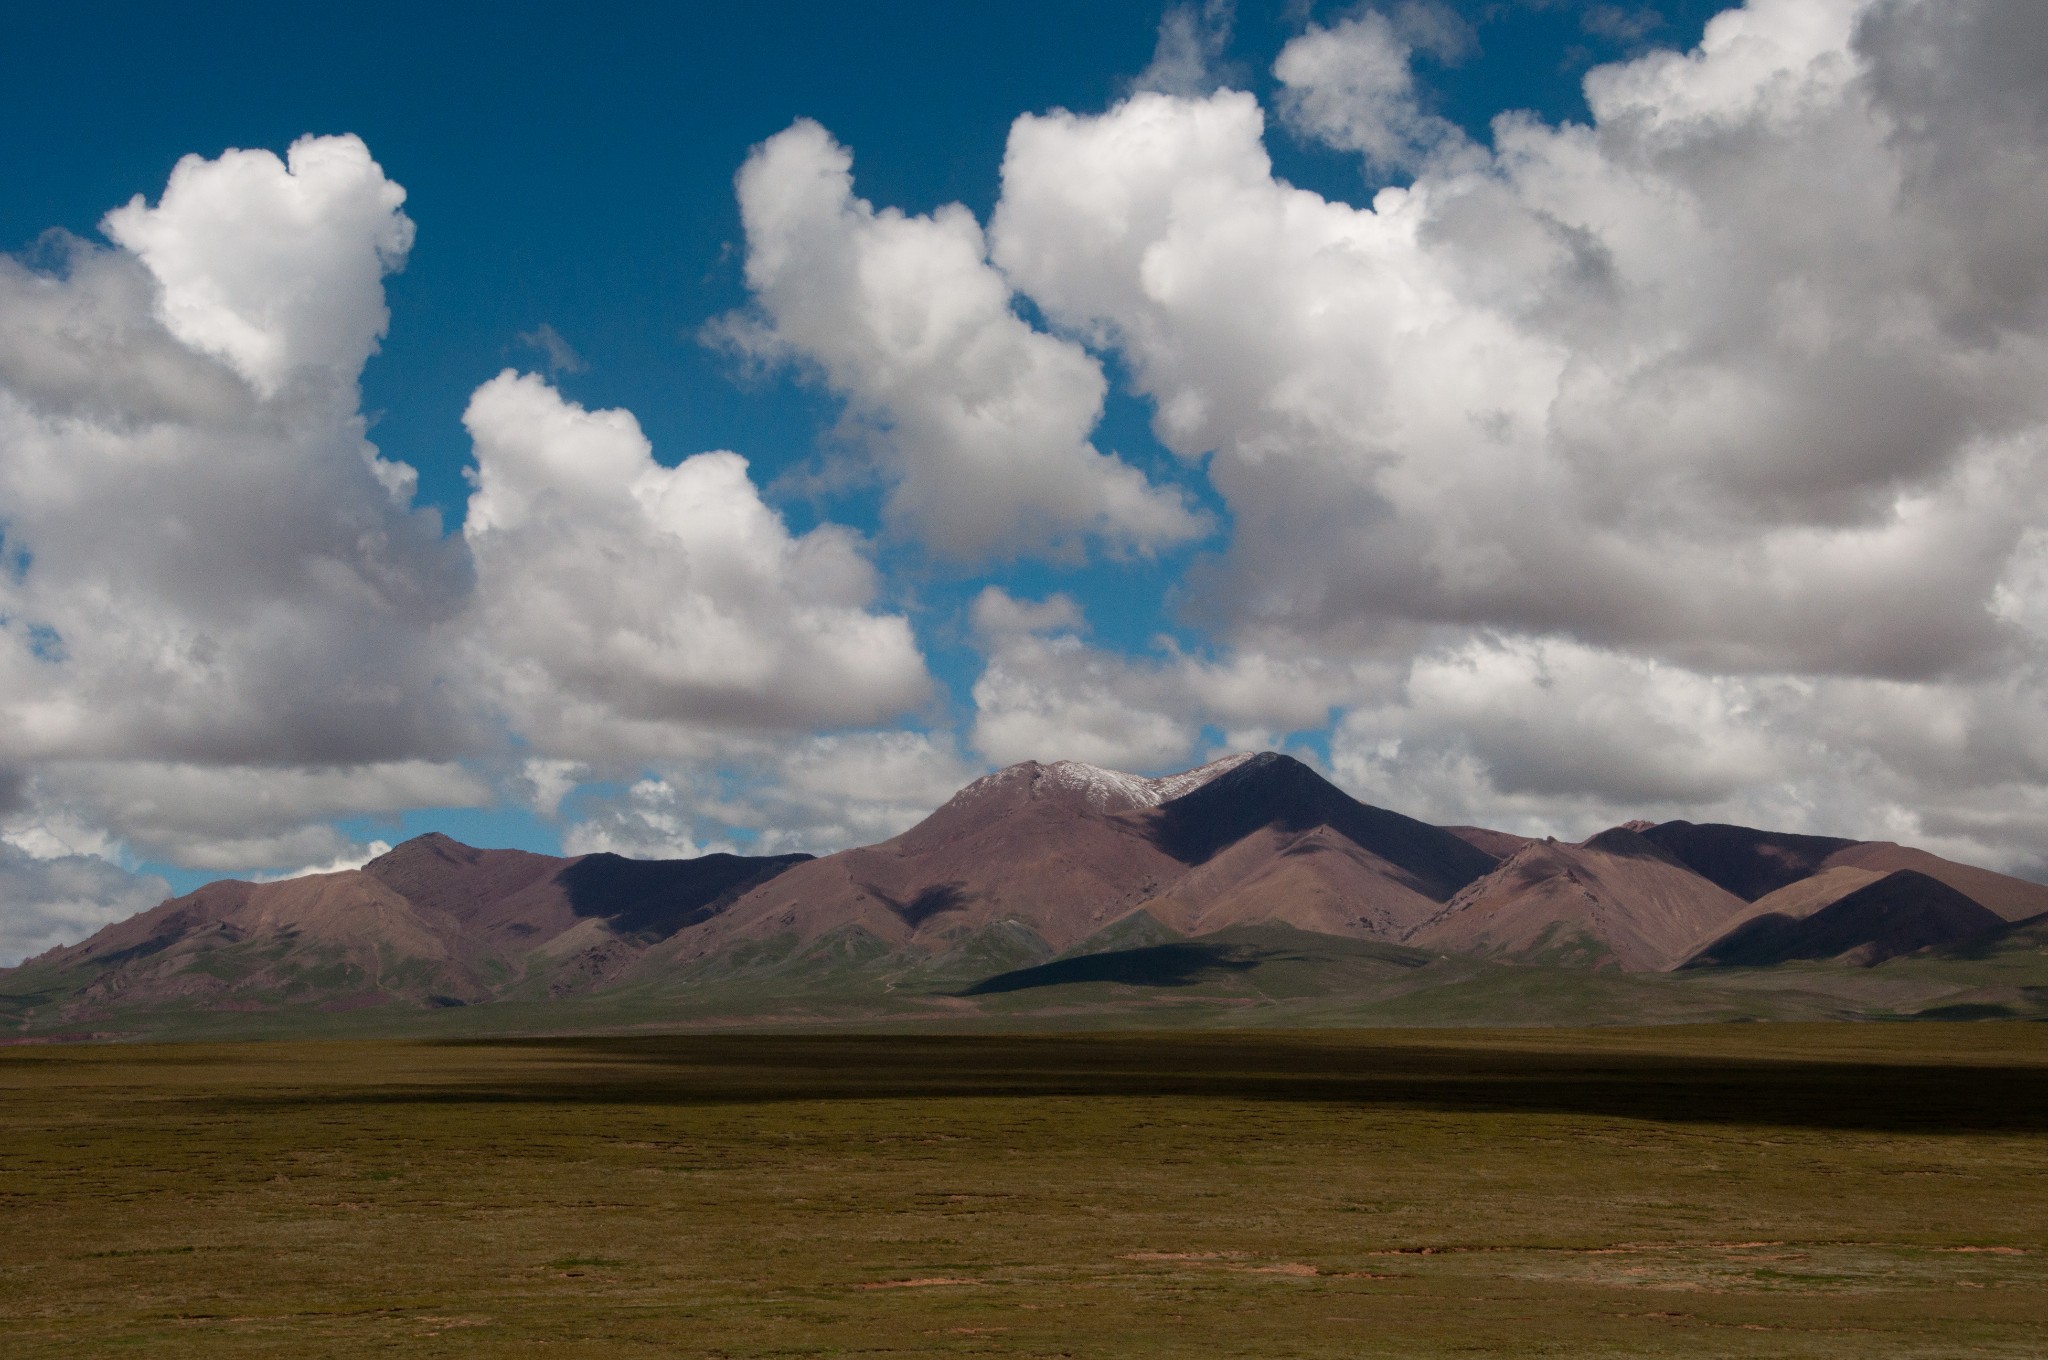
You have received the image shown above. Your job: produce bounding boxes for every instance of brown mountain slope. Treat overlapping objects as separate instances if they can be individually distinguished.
[17,756,2048,1027]
[11,837,810,1016]
[1698,865,1889,947]
[647,752,1503,966]
[1638,822,1859,900]
[1409,827,1751,971]
[1816,843,2048,923]
[1135,824,1449,939]
[1443,826,1536,859]
[1131,754,1499,939]
[361,834,563,933]
[1683,870,2011,968]
[363,833,808,947]
[21,870,485,1010]
[1145,754,1497,903]
[1640,820,2048,924]
[645,756,1251,964]
[1740,865,1889,920]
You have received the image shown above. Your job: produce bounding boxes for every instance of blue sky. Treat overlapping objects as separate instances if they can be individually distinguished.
[1,0,1714,525]
[3,0,2047,956]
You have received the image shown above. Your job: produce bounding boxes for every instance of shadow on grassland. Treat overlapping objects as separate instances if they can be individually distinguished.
[211,1032,2048,1134]
[959,942,1263,994]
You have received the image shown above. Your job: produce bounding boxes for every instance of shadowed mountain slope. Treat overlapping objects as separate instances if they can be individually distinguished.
[1683,870,2013,968]
[1816,842,2048,923]
[1130,755,1502,941]
[643,753,1503,968]
[1142,754,1496,898]
[358,833,804,943]
[1639,822,1860,901]
[1443,826,1537,859]
[362,834,563,925]
[1132,822,1455,941]
[1642,822,2048,925]
[13,753,2048,1032]
[7,837,809,1016]
[1410,827,1752,971]
[1735,865,1889,923]
[638,757,1240,966]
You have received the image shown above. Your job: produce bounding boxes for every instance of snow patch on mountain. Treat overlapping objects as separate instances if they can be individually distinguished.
[1039,752,1258,811]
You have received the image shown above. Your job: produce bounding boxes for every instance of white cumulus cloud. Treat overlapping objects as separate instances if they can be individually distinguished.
[13,1,2048,951]
[0,135,476,889]
[561,731,979,859]
[252,840,395,883]
[720,119,1207,562]
[1274,10,1469,175]
[15,760,490,872]
[460,370,933,760]
[968,0,2048,866]
[101,135,413,398]
[0,133,948,951]
[967,587,1372,771]
[991,0,2048,677]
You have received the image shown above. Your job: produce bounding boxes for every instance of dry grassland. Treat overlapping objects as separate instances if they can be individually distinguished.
[2,1025,2046,1356]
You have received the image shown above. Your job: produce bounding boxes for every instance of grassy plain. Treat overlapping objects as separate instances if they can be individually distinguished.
[3,1026,2046,1357]
[13,917,2048,1044]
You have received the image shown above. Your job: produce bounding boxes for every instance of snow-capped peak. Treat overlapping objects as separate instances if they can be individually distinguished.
[1037,752,1258,812]
[940,751,1262,821]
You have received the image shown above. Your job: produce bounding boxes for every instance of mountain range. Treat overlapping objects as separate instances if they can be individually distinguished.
[6,752,2047,1034]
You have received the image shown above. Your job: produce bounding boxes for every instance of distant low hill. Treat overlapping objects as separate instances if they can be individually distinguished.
[3,836,807,1017]
[6,752,2047,1035]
